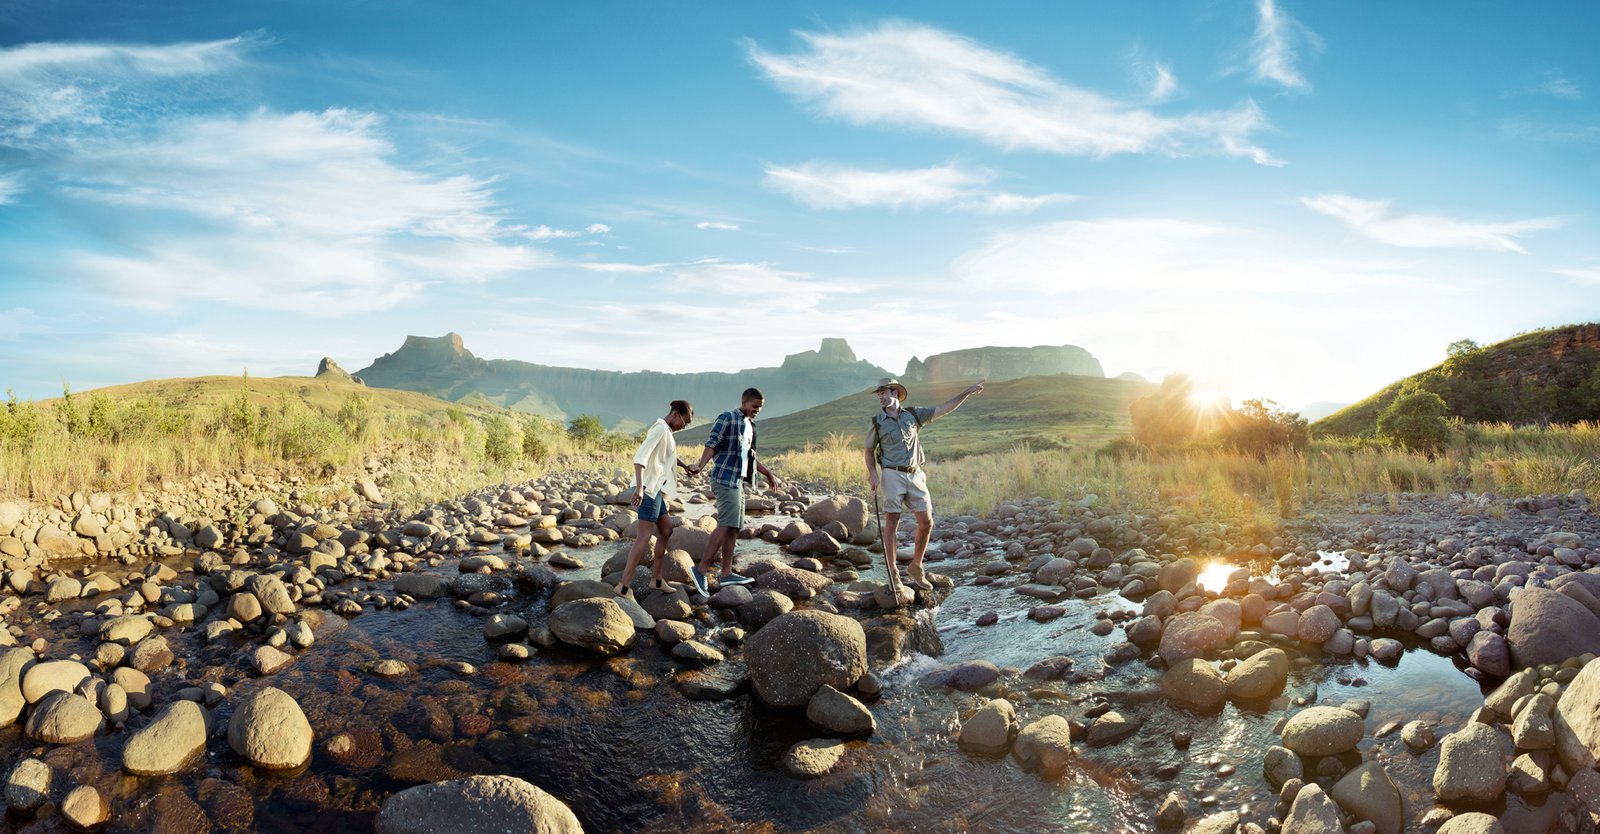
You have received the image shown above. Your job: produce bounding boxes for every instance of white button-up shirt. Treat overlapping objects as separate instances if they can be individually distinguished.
[632,418,679,496]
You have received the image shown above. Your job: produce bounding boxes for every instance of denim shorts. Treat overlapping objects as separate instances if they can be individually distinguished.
[637,490,667,522]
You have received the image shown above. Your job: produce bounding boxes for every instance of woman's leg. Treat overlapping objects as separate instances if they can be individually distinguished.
[617,519,654,594]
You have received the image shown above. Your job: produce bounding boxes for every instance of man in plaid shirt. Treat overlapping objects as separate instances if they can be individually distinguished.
[688,387,779,596]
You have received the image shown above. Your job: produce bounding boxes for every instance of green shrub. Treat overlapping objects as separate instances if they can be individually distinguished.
[1216,399,1309,459]
[336,393,373,441]
[567,414,605,444]
[1377,389,1451,454]
[0,390,42,447]
[484,415,521,465]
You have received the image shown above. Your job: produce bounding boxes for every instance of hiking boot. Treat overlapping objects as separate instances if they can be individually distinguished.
[906,564,933,591]
[690,566,710,597]
[720,572,754,586]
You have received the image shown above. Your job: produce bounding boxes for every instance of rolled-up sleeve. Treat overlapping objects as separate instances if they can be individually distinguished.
[704,413,728,449]
[633,421,665,468]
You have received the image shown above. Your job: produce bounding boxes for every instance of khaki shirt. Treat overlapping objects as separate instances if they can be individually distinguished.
[868,406,936,468]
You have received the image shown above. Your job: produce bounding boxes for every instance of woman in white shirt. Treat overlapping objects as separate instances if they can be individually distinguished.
[614,400,694,598]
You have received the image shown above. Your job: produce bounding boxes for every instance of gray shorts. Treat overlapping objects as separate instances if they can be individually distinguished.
[881,468,931,514]
[712,481,744,530]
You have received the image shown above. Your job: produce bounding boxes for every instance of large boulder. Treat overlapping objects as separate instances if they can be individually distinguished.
[1159,659,1226,709]
[25,692,103,744]
[1506,587,1600,668]
[20,660,91,705]
[1226,648,1288,701]
[1433,723,1507,803]
[959,698,1018,754]
[1281,706,1365,756]
[1156,612,1230,663]
[374,775,583,834]
[805,685,874,735]
[1556,658,1600,765]
[122,701,208,776]
[1282,783,1343,834]
[228,687,313,770]
[1437,814,1504,834]
[1330,761,1403,834]
[0,648,35,727]
[394,573,449,599]
[744,611,867,708]
[547,598,636,656]
[801,497,869,539]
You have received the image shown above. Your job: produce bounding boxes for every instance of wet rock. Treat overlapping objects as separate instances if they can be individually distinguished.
[655,620,695,643]
[1297,605,1340,644]
[1330,761,1402,834]
[548,598,637,656]
[1368,638,1403,663]
[1012,715,1073,779]
[1281,706,1365,756]
[252,645,295,676]
[1507,751,1551,794]
[788,530,842,557]
[1226,647,1289,701]
[1506,587,1600,668]
[1283,782,1342,833]
[1433,722,1507,802]
[1157,612,1230,663]
[1264,745,1302,789]
[744,610,867,708]
[373,774,583,834]
[100,614,153,645]
[482,614,529,640]
[122,700,208,775]
[228,686,313,770]
[959,698,1018,754]
[783,739,845,778]
[113,667,152,710]
[802,496,868,538]
[1086,711,1139,746]
[1189,812,1242,834]
[26,692,103,743]
[709,584,753,608]
[670,640,724,664]
[1556,658,1600,764]
[5,757,50,814]
[1466,631,1510,678]
[1160,659,1226,709]
[62,784,109,830]
[922,660,1000,691]
[737,589,794,627]
[1401,721,1436,751]
[806,685,874,735]
[395,573,449,599]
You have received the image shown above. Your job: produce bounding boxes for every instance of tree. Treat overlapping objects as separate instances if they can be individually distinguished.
[1216,399,1309,459]
[1446,338,1480,359]
[566,414,605,444]
[1377,389,1451,454]
[1129,375,1202,449]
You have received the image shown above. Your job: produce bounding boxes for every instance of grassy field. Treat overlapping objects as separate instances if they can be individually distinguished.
[0,374,627,502]
[772,420,1600,523]
[678,374,1150,459]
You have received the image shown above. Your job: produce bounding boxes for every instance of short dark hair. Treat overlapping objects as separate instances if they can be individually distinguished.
[669,400,693,420]
[741,387,763,402]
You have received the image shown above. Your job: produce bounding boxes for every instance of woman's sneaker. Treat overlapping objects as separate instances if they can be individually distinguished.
[720,572,754,586]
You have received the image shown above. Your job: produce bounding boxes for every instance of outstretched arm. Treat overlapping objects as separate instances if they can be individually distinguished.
[930,381,984,421]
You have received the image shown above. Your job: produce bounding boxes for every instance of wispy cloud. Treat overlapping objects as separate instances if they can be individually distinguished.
[1530,69,1582,100]
[528,225,580,240]
[0,172,20,204]
[0,35,257,142]
[1554,267,1600,285]
[54,108,543,311]
[1248,0,1318,91]
[763,161,1072,213]
[696,221,741,231]
[1499,116,1600,145]
[1299,194,1564,253]
[578,258,859,312]
[749,21,1279,164]
[585,223,611,234]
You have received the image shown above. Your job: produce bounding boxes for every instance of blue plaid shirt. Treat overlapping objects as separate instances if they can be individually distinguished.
[703,409,755,487]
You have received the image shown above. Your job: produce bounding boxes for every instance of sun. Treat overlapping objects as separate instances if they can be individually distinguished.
[1187,389,1231,413]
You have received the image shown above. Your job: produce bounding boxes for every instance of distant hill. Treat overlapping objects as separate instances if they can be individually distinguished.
[355,334,891,429]
[1314,323,1600,436]
[1297,401,1351,423]
[1115,371,1150,383]
[904,344,1103,382]
[74,373,508,421]
[679,373,1151,460]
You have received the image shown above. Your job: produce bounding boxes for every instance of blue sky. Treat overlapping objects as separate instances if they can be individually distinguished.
[2,0,1597,410]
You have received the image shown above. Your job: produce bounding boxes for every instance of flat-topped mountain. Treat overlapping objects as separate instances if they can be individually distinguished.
[355,334,891,428]
[904,344,1103,383]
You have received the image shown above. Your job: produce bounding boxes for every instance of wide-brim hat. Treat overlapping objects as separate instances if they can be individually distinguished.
[874,378,908,401]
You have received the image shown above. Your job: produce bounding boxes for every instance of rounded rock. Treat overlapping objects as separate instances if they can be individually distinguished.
[373,774,583,834]
[227,686,313,770]
[1281,706,1365,757]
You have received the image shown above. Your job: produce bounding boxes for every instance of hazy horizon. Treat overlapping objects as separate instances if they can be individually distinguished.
[3,1,1597,409]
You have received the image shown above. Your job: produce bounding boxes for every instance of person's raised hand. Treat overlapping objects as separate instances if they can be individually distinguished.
[967,381,985,397]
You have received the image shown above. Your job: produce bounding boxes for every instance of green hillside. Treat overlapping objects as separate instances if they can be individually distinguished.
[75,373,511,420]
[1314,323,1600,436]
[678,373,1151,459]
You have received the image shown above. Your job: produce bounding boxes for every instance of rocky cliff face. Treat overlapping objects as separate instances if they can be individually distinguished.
[904,345,1104,383]
[355,335,890,428]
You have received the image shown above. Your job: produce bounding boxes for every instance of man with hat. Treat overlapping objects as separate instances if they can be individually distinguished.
[863,376,984,590]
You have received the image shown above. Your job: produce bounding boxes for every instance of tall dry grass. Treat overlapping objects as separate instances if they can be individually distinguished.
[770,421,1600,521]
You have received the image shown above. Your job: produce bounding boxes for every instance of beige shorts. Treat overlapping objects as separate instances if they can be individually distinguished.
[880,468,931,514]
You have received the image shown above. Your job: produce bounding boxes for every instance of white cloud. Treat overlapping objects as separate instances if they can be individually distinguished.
[763,161,1072,213]
[55,108,543,311]
[577,258,859,312]
[0,172,20,204]
[749,21,1279,164]
[1146,63,1178,102]
[1300,194,1564,253]
[1554,267,1600,285]
[584,223,611,234]
[696,221,741,231]
[528,225,580,240]
[1249,0,1318,91]
[951,217,1405,294]
[1531,70,1582,100]
[0,36,255,141]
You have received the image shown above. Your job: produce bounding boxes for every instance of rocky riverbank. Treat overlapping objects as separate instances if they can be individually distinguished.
[0,472,1595,832]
